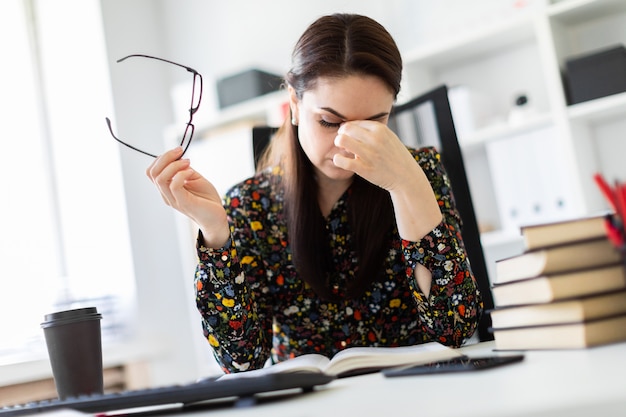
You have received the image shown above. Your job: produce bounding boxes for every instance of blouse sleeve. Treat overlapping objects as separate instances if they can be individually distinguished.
[401,147,483,346]
[194,181,274,373]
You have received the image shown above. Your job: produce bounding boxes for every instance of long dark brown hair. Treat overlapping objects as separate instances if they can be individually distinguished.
[257,14,403,300]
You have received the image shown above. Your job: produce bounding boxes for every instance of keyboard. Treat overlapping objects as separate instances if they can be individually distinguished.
[0,372,334,416]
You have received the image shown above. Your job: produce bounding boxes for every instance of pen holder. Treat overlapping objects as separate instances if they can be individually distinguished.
[605,213,626,267]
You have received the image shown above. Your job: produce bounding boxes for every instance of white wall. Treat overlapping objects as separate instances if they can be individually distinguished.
[99,0,517,386]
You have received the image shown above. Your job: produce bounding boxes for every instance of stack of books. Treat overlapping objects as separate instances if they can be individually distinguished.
[489,213,626,350]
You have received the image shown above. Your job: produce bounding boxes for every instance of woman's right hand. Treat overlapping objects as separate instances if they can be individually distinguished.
[146,146,230,248]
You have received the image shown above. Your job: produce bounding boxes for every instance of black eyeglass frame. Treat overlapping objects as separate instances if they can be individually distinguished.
[105,54,203,158]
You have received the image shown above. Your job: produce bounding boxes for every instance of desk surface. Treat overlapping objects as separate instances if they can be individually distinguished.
[185,341,626,417]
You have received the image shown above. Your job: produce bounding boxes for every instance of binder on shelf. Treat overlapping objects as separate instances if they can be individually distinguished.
[486,126,577,232]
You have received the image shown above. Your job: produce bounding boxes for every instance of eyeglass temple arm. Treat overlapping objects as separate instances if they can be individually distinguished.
[105,117,158,158]
[117,54,200,75]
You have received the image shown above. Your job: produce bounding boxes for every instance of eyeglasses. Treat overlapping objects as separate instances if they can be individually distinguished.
[105,54,203,158]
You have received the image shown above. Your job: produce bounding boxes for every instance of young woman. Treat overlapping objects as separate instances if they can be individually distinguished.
[147,13,483,373]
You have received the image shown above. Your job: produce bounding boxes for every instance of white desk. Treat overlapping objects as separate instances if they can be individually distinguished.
[183,341,626,417]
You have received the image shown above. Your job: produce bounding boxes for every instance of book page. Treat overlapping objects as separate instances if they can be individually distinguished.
[324,341,462,376]
[218,342,461,380]
[217,353,329,380]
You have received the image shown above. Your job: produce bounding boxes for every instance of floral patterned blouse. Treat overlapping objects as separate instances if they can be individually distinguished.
[194,146,483,373]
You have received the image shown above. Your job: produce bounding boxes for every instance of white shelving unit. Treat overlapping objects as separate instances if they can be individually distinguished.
[401,0,626,246]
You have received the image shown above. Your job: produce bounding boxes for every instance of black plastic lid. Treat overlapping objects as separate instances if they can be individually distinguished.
[41,307,102,328]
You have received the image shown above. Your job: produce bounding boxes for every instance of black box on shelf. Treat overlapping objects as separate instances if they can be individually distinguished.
[216,69,283,109]
[564,45,626,105]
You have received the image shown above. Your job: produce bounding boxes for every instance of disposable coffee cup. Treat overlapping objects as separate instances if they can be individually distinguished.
[41,307,104,399]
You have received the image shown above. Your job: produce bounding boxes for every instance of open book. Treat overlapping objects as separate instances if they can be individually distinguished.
[218,341,464,380]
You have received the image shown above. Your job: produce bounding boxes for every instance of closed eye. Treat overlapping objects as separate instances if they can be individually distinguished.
[319,119,342,129]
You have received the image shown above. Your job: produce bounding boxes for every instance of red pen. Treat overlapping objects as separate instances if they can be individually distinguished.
[593,173,616,211]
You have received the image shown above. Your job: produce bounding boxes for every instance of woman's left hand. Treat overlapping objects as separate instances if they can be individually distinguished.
[332,120,421,192]
[333,120,442,243]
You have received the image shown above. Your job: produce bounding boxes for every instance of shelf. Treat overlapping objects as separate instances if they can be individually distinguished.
[480,229,523,249]
[194,90,288,136]
[567,91,626,123]
[548,0,626,24]
[459,112,553,150]
[403,12,536,69]
[0,336,166,386]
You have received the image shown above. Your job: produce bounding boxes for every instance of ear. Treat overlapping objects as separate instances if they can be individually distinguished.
[288,85,299,126]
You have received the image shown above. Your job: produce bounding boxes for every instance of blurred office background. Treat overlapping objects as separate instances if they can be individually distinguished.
[6,0,621,390]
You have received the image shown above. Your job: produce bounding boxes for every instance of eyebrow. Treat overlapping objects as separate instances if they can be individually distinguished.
[320,107,389,121]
